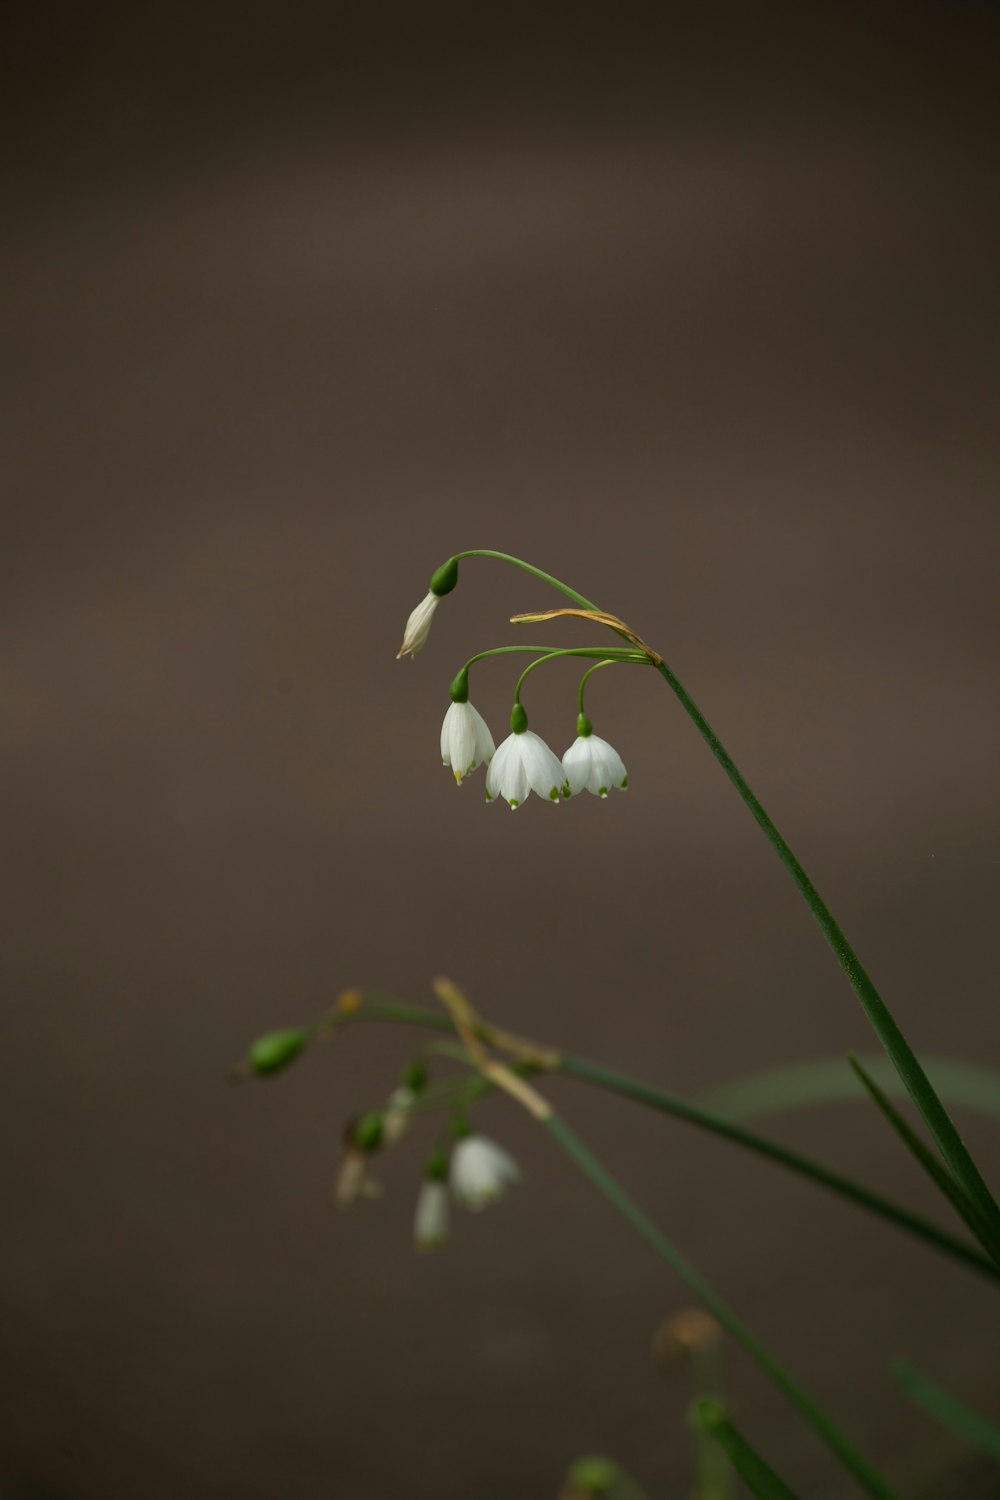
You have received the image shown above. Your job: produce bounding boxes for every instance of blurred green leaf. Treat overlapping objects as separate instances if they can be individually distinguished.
[701,1055,1000,1125]
[895,1360,1000,1462]
[691,1400,801,1499]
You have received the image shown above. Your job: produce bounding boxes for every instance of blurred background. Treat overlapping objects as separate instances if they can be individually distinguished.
[3,4,1000,1496]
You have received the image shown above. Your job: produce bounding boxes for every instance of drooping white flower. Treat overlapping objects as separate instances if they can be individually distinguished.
[440,700,495,784]
[414,1179,450,1250]
[485,730,564,809]
[397,591,439,659]
[562,729,628,798]
[382,1086,416,1146]
[450,1134,522,1210]
[335,1147,382,1207]
[335,1114,384,1207]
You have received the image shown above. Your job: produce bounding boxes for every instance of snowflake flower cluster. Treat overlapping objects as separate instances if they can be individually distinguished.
[400,568,632,809]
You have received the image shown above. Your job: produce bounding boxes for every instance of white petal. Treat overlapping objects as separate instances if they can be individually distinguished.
[440,701,459,764]
[499,738,530,809]
[450,1135,521,1208]
[588,734,628,796]
[397,591,439,659]
[414,1180,449,1249]
[486,735,515,802]
[518,731,563,803]
[469,703,496,767]
[448,703,478,783]
[561,736,593,797]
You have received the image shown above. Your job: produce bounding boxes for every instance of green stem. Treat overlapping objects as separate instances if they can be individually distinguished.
[652,656,1000,1237]
[327,999,996,1281]
[545,1113,898,1500]
[453,549,599,610]
[512,651,648,708]
[462,645,644,673]
[579,659,619,717]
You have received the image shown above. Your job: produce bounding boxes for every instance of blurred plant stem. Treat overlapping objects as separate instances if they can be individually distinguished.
[543,1113,895,1500]
[323,994,999,1283]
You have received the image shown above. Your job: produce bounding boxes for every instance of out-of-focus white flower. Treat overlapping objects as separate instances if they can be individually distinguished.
[440,700,495,784]
[335,1114,383,1207]
[335,1147,382,1207]
[414,1179,450,1250]
[485,730,563,809]
[562,730,628,798]
[382,1086,416,1146]
[450,1134,521,1210]
[397,591,439,659]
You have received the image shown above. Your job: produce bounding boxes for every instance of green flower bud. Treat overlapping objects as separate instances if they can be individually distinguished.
[425,1149,449,1182]
[248,1029,307,1076]
[566,1456,621,1494]
[509,701,528,734]
[576,711,593,737]
[429,556,459,597]
[448,667,470,704]
[402,1058,427,1093]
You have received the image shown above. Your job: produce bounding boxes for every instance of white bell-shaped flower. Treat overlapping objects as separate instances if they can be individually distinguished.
[440,700,495,784]
[414,1179,450,1250]
[382,1086,416,1146]
[450,1133,522,1210]
[397,591,439,659]
[485,703,563,809]
[561,715,628,798]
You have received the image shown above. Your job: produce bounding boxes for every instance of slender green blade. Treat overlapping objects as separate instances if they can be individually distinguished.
[692,1400,802,1500]
[848,1056,1000,1265]
[701,1056,1000,1125]
[894,1361,1000,1462]
[654,657,1000,1246]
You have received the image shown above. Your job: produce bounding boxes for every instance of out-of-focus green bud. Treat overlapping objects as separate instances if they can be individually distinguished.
[402,1058,427,1093]
[354,1111,384,1152]
[424,1149,449,1182]
[429,556,460,597]
[566,1456,620,1494]
[248,1029,308,1076]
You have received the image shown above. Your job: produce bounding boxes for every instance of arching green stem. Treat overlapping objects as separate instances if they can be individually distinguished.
[452,549,599,610]
[578,658,619,717]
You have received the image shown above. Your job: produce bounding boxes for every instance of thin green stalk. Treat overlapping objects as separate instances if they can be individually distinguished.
[452,549,599,610]
[652,655,1000,1239]
[512,651,648,707]
[692,1401,802,1500]
[327,998,998,1281]
[465,645,644,666]
[579,659,619,716]
[545,1112,898,1500]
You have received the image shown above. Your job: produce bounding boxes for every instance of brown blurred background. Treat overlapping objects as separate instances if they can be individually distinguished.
[3,4,1000,1496]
